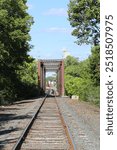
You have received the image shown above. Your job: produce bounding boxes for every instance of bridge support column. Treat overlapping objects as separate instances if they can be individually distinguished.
[38,62,46,94]
[61,60,64,96]
[57,69,61,96]
[59,60,64,96]
[38,61,41,86]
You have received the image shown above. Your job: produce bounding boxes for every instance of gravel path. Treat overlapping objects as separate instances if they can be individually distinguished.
[57,97,100,150]
[0,97,100,150]
[0,98,43,150]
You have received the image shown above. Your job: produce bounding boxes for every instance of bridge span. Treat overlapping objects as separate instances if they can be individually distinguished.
[38,59,64,96]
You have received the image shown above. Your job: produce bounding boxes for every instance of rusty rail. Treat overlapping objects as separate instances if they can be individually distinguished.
[12,96,76,150]
[12,95,47,150]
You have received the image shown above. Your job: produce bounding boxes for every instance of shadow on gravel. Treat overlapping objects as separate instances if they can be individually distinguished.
[0,127,20,136]
[0,108,20,111]
[13,96,45,104]
[14,100,35,105]
[0,144,4,150]
[0,114,32,149]
[0,137,18,150]
[0,113,32,123]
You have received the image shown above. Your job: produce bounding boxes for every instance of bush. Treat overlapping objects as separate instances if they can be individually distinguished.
[64,51,100,106]
[87,86,100,105]
[0,59,39,105]
[65,75,100,106]
[0,76,17,105]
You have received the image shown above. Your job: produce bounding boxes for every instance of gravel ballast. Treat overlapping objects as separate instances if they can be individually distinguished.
[0,97,100,150]
[57,97,100,150]
[0,98,43,150]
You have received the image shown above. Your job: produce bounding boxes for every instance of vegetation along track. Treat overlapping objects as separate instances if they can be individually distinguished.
[12,96,75,150]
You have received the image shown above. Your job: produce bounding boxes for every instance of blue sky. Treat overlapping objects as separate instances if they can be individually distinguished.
[27,0,91,61]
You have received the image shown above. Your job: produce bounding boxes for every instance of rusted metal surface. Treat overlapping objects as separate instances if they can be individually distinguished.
[12,96,47,150]
[12,97,75,150]
[55,98,75,150]
[38,59,65,96]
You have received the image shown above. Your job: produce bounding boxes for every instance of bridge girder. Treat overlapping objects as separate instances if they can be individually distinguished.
[38,59,64,96]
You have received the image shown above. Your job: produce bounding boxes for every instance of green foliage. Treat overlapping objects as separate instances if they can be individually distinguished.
[68,0,100,45]
[89,46,100,86]
[67,0,100,104]
[46,76,56,82]
[64,54,100,106]
[0,0,37,105]
[64,55,79,68]
[65,75,96,101]
[18,58,38,85]
[16,59,39,99]
[77,59,90,78]
[0,0,33,65]
[64,55,80,77]
[0,58,39,104]
[66,0,100,105]
[0,76,17,104]
[87,85,100,105]
[65,65,80,77]
[65,75,76,96]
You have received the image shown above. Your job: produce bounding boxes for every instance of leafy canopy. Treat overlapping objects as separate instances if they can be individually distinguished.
[0,0,34,104]
[89,46,100,86]
[0,0,33,70]
[64,55,79,67]
[64,54,99,105]
[68,0,100,45]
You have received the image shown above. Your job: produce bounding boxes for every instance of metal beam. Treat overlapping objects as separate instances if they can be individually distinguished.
[38,59,64,96]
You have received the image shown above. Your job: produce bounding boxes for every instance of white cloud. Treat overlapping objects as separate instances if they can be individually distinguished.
[43,8,67,16]
[42,27,72,33]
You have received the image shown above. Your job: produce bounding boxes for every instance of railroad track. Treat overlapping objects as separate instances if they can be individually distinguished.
[12,96,75,150]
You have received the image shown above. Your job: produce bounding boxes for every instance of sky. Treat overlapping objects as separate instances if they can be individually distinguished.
[27,0,91,61]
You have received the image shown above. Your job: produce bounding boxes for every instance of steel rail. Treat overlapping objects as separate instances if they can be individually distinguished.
[55,96,77,150]
[12,95,47,150]
[12,95,76,150]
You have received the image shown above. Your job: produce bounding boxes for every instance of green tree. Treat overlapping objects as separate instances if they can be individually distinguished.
[65,65,80,77]
[64,55,79,68]
[64,55,99,105]
[89,46,100,86]
[68,0,100,45]
[0,0,33,68]
[64,56,80,96]
[46,76,56,82]
[16,58,39,99]
[64,55,80,77]
[18,58,38,85]
[0,0,34,104]
[77,59,90,78]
